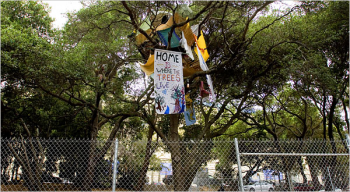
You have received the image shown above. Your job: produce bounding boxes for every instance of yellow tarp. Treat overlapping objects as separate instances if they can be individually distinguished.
[139,54,154,76]
[156,13,186,31]
[139,54,202,77]
[156,14,195,47]
[180,21,195,47]
[138,13,205,77]
[135,28,152,46]
[135,12,196,48]
[194,31,210,62]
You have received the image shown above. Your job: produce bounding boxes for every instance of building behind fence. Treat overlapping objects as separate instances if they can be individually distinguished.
[1,138,349,191]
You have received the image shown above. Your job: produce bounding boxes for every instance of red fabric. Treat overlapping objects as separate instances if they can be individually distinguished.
[200,81,210,98]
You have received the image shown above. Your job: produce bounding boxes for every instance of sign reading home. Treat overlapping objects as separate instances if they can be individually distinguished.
[154,49,185,114]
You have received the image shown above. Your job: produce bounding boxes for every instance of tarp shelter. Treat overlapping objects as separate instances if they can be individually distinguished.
[139,54,202,77]
[156,13,195,46]
[135,11,170,46]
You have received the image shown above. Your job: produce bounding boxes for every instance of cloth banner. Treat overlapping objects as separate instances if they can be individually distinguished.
[181,31,194,60]
[184,103,196,126]
[154,49,186,114]
[196,45,215,100]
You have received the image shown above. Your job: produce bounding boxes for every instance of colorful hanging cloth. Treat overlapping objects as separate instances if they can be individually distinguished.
[139,54,154,76]
[196,41,215,100]
[181,31,194,60]
[200,81,210,98]
[194,31,210,62]
[180,21,195,47]
[184,102,196,126]
[157,28,181,48]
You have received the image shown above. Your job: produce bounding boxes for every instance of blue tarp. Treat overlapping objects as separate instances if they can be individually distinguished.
[263,169,283,180]
[157,28,180,48]
[160,162,173,175]
[249,170,283,182]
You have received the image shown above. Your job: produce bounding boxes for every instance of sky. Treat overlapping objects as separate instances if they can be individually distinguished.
[44,1,83,29]
[45,1,299,29]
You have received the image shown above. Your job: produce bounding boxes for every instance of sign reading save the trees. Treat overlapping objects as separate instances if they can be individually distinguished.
[154,49,185,114]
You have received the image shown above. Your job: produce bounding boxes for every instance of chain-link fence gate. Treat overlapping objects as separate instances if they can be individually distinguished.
[1,137,349,191]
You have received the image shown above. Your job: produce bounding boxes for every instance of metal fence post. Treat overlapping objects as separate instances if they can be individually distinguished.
[287,172,293,191]
[234,138,244,192]
[345,134,350,190]
[112,139,119,192]
[327,166,335,191]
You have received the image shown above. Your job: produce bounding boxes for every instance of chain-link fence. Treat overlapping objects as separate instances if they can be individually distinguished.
[1,137,349,191]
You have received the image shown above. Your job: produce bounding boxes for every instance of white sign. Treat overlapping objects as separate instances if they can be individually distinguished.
[154,49,185,114]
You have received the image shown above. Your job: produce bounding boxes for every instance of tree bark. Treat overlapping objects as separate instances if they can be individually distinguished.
[167,114,211,191]
[135,128,155,191]
[168,114,186,191]
[298,157,307,183]
[322,93,327,140]
[328,96,338,142]
[81,92,102,191]
[342,98,350,134]
[306,156,322,190]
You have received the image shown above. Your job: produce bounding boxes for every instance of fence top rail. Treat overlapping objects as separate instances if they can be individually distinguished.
[1,137,348,142]
[240,152,350,156]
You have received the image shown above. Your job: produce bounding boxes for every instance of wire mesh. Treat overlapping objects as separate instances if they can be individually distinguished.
[237,139,349,192]
[1,138,349,191]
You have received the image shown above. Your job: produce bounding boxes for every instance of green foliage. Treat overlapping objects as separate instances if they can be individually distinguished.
[2,0,348,153]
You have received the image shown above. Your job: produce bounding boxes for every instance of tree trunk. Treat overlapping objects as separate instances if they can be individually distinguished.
[81,92,102,191]
[135,128,155,191]
[7,139,43,191]
[298,157,307,183]
[242,159,262,184]
[322,93,327,140]
[172,143,210,191]
[306,156,322,190]
[328,96,338,142]
[168,114,186,191]
[342,98,350,134]
[81,142,97,191]
[81,118,98,191]
[167,114,215,191]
